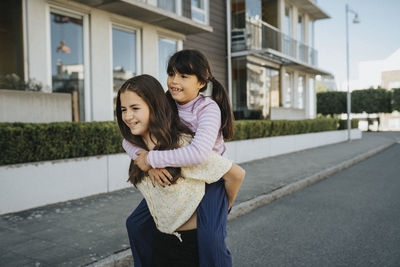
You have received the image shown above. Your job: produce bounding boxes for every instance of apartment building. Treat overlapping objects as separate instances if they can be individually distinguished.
[1,0,219,122]
[230,0,331,119]
[1,0,330,123]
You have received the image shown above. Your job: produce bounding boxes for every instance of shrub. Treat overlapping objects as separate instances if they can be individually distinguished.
[351,89,392,113]
[392,88,400,111]
[338,119,359,130]
[232,118,338,141]
[1,118,354,166]
[0,73,42,91]
[317,92,347,115]
[0,121,123,165]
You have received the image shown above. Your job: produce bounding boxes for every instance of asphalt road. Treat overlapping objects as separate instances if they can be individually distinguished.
[226,144,400,267]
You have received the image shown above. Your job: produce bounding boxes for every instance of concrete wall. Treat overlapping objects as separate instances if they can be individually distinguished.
[0,90,71,122]
[270,106,306,120]
[0,129,361,215]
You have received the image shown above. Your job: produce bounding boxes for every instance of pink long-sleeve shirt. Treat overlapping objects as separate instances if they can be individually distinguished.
[122,94,227,168]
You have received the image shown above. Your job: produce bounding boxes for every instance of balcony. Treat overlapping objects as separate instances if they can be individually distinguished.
[72,0,212,35]
[232,19,318,66]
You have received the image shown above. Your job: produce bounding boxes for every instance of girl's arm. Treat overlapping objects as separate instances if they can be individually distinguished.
[223,164,246,209]
[145,101,221,168]
[122,139,145,160]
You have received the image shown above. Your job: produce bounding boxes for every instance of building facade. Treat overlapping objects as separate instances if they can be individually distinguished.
[1,0,330,123]
[1,0,215,122]
[229,0,330,120]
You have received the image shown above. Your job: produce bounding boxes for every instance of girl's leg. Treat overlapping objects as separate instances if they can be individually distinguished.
[197,179,232,267]
[126,198,156,267]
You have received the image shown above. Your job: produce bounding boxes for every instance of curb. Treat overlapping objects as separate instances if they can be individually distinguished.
[86,142,394,267]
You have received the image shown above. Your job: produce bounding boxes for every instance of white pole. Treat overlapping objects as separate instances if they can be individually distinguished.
[345,4,351,141]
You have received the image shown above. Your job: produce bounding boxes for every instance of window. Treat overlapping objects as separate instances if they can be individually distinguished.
[269,69,280,108]
[284,72,293,108]
[191,0,208,24]
[309,77,315,117]
[245,0,261,20]
[158,38,177,90]
[298,15,304,42]
[112,27,138,114]
[297,75,305,109]
[284,5,292,36]
[50,11,85,121]
[158,0,176,13]
[0,0,24,80]
[283,5,293,56]
[309,20,314,47]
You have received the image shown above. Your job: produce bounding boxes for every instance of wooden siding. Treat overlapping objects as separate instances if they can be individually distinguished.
[183,0,228,89]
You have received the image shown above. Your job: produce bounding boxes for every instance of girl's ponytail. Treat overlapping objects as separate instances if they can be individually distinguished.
[210,77,234,140]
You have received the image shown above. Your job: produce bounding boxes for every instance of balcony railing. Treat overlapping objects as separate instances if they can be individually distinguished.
[232,19,318,66]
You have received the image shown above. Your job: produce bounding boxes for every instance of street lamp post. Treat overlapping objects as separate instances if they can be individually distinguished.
[345,4,360,141]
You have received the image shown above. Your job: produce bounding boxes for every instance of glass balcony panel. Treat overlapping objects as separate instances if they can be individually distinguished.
[158,0,176,13]
[233,19,318,66]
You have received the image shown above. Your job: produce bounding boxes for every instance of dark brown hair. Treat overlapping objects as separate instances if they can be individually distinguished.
[116,74,193,186]
[167,49,235,140]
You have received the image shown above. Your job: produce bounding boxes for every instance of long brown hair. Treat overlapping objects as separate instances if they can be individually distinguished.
[167,49,235,140]
[116,74,193,186]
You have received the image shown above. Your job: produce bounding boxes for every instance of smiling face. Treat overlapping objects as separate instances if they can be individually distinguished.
[120,90,150,140]
[167,70,206,104]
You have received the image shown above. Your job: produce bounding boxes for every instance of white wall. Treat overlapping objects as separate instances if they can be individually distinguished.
[25,0,50,91]
[91,9,114,121]
[0,129,361,215]
[0,90,72,122]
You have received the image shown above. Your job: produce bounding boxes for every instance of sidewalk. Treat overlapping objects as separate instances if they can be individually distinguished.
[1,132,399,266]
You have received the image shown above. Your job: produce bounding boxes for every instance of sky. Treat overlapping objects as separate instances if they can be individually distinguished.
[314,0,400,90]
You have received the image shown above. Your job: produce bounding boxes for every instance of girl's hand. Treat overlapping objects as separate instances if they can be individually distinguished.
[148,168,173,187]
[135,150,151,171]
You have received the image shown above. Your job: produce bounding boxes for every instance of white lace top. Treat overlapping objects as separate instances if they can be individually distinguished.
[136,136,232,241]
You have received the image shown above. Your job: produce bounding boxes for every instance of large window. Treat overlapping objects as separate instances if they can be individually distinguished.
[309,77,315,117]
[0,0,24,80]
[284,72,293,108]
[269,69,280,108]
[283,5,292,56]
[112,27,137,112]
[298,14,304,42]
[50,11,85,121]
[158,38,177,90]
[232,58,279,119]
[284,5,292,36]
[191,0,208,24]
[232,58,247,119]
[297,75,305,109]
[309,20,314,47]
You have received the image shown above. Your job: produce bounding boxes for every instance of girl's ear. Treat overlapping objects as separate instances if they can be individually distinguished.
[198,80,207,89]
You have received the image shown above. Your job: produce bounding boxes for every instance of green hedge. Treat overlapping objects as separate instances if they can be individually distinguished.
[317,91,347,115]
[1,118,356,166]
[338,119,359,130]
[351,89,391,113]
[317,89,394,115]
[392,88,400,111]
[0,121,123,165]
[232,118,341,141]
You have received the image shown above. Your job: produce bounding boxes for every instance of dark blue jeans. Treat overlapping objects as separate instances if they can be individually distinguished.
[126,179,232,267]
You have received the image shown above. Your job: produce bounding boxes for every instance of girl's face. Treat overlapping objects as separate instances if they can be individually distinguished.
[120,90,150,139]
[167,70,206,104]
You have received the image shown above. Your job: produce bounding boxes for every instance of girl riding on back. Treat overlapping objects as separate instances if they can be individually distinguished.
[116,74,244,266]
[124,49,243,267]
